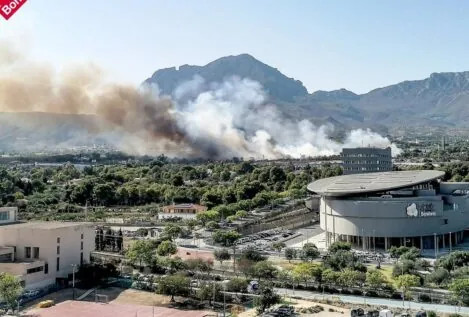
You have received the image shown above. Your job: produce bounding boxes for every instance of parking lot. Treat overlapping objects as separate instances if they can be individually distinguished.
[234,229,297,252]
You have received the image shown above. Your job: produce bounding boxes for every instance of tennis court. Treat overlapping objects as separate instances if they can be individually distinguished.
[25,300,213,317]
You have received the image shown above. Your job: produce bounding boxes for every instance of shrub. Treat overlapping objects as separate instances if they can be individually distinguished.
[418,294,431,303]
[38,300,54,308]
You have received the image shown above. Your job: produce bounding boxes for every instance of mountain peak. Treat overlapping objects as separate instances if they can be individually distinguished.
[144,54,308,102]
[311,88,359,101]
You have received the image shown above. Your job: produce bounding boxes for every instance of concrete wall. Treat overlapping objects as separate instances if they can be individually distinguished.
[320,196,469,237]
[0,224,95,288]
[159,213,196,220]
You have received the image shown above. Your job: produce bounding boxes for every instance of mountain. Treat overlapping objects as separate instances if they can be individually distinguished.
[2,54,469,152]
[143,54,308,102]
[145,54,469,130]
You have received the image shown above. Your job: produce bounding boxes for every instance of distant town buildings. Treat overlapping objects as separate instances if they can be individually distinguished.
[159,203,208,220]
[342,147,392,175]
[0,208,95,290]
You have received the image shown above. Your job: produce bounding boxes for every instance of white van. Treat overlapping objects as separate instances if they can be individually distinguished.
[379,310,393,317]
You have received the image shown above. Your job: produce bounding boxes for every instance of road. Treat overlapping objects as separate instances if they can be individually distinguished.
[283,224,323,247]
[275,288,469,315]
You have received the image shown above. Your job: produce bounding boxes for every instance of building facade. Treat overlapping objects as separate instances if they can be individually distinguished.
[342,147,392,175]
[159,204,208,220]
[308,171,469,254]
[0,208,95,290]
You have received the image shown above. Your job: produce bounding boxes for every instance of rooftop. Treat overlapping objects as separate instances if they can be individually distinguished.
[307,170,445,197]
[164,204,206,209]
[1,221,93,229]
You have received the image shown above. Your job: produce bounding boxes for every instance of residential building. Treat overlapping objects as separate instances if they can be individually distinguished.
[0,207,95,290]
[342,147,392,175]
[159,203,208,220]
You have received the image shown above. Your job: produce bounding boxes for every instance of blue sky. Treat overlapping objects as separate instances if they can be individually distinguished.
[1,0,469,94]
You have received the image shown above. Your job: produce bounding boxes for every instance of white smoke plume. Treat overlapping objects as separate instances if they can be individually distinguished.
[163,76,401,159]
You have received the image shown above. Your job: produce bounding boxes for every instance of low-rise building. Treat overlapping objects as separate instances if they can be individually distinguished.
[0,207,95,290]
[159,203,208,220]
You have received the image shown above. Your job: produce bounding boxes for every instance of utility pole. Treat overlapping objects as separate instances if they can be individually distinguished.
[71,264,77,300]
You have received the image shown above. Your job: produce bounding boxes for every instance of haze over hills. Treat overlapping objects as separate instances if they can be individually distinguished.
[1,53,468,153]
[144,54,469,132]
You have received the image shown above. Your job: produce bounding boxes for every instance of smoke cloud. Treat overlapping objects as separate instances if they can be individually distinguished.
[0,40,401,159]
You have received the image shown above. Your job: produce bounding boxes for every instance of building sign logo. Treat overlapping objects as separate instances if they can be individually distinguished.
[0,0,26,20]
[406,203,436,217]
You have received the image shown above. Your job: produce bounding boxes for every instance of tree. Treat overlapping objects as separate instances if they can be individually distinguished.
[255,284,281,313]
[197,282,222,305]
[125,240,155,269]
[272,242,286,257]
[338,269,365,288]
[0,273,23,311]
[396,274,420,297]
[76,263,118,288]
[226,277,249,293]
[328,241,352,253]
[322,268,341,285]
[425,268,451,287]
[235,210,248,218]
[157,240,177,257]
[156,274,190,302]
[212,230,241,247]
[292,262,319,286]
[196,210,220,226]
[253,261,278,282]
[366,269,388,290]
[449,279,469,306]
[214,248,231,266]
[284,248,297,263]
[301,243,320,262]
[162,224,182,241]
[240,246,267,262]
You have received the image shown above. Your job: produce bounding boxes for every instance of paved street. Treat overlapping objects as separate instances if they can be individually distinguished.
[275,288,469,315]
[283,224,324,248]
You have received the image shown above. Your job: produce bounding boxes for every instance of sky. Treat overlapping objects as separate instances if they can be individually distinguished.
[1,0,469,94]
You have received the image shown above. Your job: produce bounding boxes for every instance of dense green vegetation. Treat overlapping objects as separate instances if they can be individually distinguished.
[0,159,341,220]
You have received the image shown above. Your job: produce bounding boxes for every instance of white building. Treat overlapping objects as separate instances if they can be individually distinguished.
[159,203,208,220]
[0,207,95,290]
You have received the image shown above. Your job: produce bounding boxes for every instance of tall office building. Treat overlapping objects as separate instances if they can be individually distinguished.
[342,147,392,175]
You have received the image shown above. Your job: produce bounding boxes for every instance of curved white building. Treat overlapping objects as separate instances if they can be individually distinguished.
[307,170,469,252]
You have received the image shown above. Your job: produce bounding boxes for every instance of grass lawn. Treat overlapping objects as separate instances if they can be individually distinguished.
[368,264,397,287]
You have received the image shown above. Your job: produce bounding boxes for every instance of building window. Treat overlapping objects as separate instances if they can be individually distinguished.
[0,211,9,221]
[80,241,83,250]
[56,257,60,271]
[444,219,449,225]
[33,247,39,259]
[57,246,60,255]
[25,247,31,258]
[44,263,48,274]
[81,233,84,239]
[26,266,43,274]
[57,237,60,244]
[80,252,83,265]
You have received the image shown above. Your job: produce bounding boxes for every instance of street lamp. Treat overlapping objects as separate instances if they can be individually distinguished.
[71,264,77,300]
